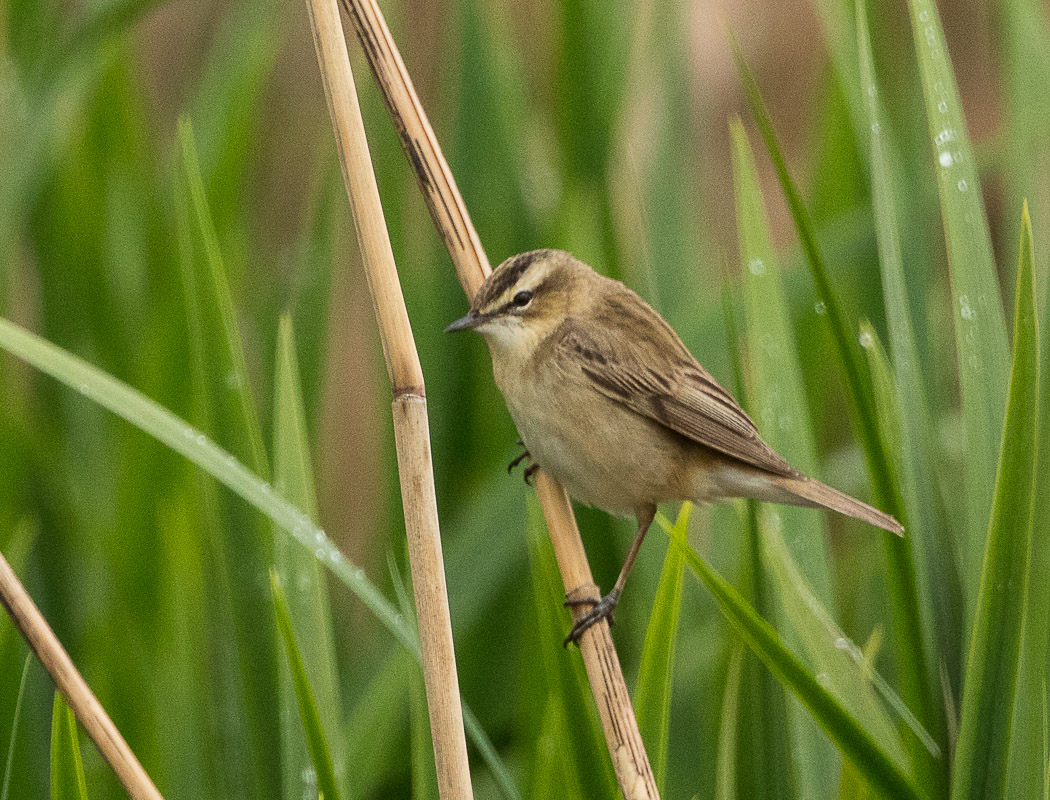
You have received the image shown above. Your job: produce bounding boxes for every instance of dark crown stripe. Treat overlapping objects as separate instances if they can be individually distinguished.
[480,249,552,308]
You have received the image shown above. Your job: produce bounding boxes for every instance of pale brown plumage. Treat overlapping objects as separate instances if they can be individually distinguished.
[447,249,902,643]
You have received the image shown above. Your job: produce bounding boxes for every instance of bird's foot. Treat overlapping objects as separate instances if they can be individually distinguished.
[563,588,621,647]
[523,464,539,486]
[508,441,538,485]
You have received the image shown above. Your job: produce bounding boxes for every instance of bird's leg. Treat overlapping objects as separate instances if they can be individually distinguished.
[507,441,529,473]
[508,440,539,485]
[563,505,657,647]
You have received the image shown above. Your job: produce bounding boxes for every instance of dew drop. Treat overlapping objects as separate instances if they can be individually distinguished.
[918,9,929,21]
[934,128,954,146]
[816,672,830,687]
[959,295,974,320]
[814,301,827,315]
[77,383,89,395]
[938,151,953,168]
[870,121,880,135]
[957,179,968,192]
[748,258,766,276]
[834,636,849,650]
[195,433,206,445]
[858,330,874,349]
[937,100,949,113]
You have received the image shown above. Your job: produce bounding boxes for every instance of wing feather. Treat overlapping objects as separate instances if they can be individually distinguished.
[550,307,795,477]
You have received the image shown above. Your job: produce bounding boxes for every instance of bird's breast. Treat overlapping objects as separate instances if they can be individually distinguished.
[495,361,697,516]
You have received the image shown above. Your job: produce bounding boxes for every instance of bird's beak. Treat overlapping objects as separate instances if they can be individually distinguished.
[445,311,481,333]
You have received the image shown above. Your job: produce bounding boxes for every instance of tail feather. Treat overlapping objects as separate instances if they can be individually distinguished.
[771,475,904,536]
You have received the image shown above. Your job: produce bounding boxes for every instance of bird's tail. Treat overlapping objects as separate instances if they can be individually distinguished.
[769,475,904,535]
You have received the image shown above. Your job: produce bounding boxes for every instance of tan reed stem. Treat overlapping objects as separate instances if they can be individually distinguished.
[535,473,660,797]
[334,2,660,797]
[303,0,473,797]
[0,549,165,800]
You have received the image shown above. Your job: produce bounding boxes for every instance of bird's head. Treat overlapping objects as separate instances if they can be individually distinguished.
[445,249,590,351]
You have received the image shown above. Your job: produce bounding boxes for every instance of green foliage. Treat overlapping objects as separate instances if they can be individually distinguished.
[662,516,922,800]
[50,694,88,800]
[271,571,342,800]
[1,0,1048,797]
[905,0,1011,604]
[732,117,840,797]
[1,656,31,800]
[634,504,688,792]
[273,316,345,800]
[951,206,1040,800]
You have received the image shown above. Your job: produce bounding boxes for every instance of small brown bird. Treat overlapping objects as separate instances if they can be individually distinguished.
[447,249,902,644]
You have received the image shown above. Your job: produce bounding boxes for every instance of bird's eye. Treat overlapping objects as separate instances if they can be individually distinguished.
[512,290,533,307]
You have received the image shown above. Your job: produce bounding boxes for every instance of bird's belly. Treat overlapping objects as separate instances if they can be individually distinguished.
[504,384,692,516]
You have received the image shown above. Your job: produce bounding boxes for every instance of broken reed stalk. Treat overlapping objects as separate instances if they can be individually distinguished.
[0,550,165,800]
[334,1,659,796]
[303,0,474,797]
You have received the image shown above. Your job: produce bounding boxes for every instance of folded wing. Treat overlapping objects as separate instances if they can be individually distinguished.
[550,310,796,477]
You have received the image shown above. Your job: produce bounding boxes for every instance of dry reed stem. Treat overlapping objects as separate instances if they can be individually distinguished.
[335,1,659,796]
[304,0,473,796]
[535,473,660,798]
[0,549,165,800]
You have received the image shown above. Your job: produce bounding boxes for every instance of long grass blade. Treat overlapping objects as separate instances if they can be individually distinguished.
[0,655,31,800]
[714,645,744,800]
[731,117,839,797]
[178,117,268,475]
[1009,197,1050,799]
[633,503,688,792]
[719,274,795,800]
[856,0,963,724]
[270,571,342,800]
[50,693,88,800]
[905,0,1011,600]
[273,316,345,800]
[0,314,414,652]
[731,35,946,780]
[177,116,279,795]
[951,204,1040,800]
[663,520,923,800]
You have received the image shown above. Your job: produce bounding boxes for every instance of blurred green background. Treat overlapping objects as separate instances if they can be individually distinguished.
[1,0,1048,796]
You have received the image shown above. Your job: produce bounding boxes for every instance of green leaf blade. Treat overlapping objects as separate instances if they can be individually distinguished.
[856,0,962,750]
[1008,199,1050,800]
[733,28,947,783]
[905,0,1011,599]
[731,118,840,797]
[951,204,1040,800]
[273,316,345,800]
[633,504,688,792]
[270,572,342,800]
[50,694,88,800]
[665,521,923,800]
[1,656,31,800]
